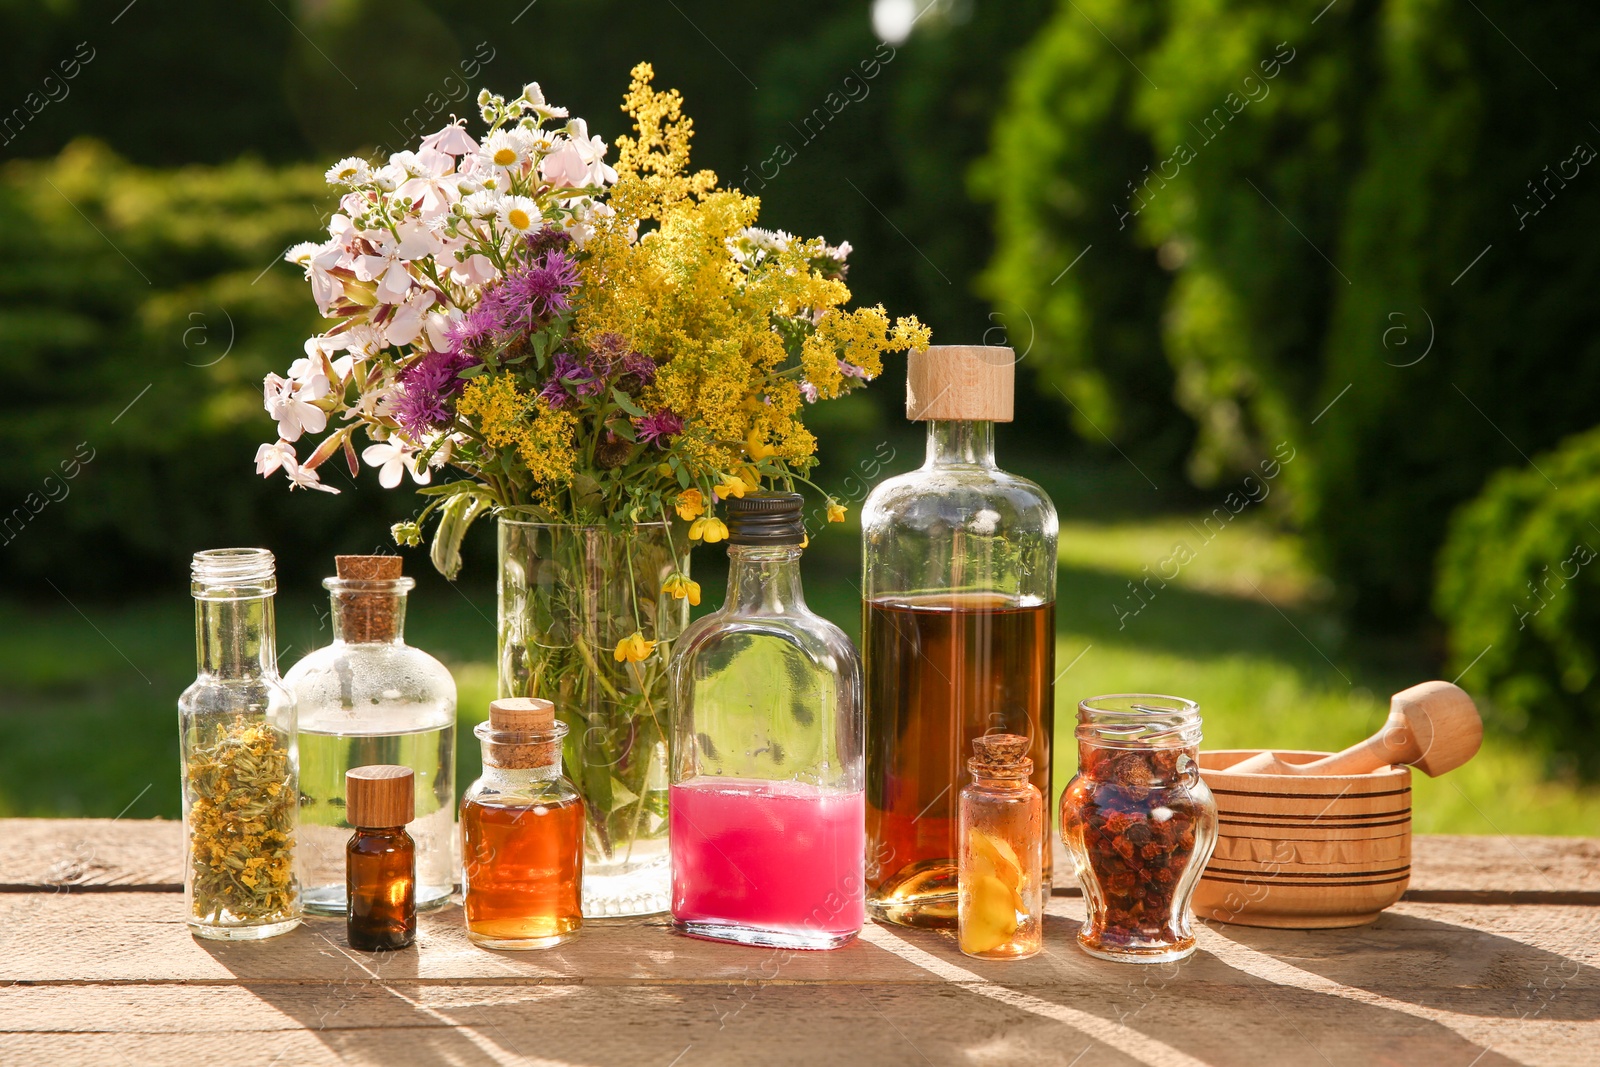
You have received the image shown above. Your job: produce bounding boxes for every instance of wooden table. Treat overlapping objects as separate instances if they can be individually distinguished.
[2,820,1596,1066]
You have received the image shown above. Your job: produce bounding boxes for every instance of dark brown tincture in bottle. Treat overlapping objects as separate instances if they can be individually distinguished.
[346,765,417,951]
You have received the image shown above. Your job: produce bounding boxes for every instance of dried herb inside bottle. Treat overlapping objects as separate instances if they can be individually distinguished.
[186,718,298,922]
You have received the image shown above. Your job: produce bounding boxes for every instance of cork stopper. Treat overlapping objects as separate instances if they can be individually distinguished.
[970,732,1034,777]
[336,555,403,581]
[330,555,406,643]
[906,345,1015,422]
[478,697,563,769]
[346,765,414,828]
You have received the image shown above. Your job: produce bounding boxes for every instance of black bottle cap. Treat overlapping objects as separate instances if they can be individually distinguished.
[724,492,806,546]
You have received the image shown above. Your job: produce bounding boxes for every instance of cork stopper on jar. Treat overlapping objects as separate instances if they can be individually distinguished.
[331,555,407,643]
[478,697,564,769]
[346,765,415,828]
[970,733,1034,777]
[906,345,1015,423]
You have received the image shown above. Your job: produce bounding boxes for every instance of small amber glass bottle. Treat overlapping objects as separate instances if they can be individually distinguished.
[461,698,584,949]
[958,734,1044,960]
[345,765,417,952]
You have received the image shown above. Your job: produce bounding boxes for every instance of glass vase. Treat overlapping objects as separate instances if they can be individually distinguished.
[497,515,688,917]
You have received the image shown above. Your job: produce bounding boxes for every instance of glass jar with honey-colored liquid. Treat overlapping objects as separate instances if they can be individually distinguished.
[861,345,1058,929]
[461,698,583,949]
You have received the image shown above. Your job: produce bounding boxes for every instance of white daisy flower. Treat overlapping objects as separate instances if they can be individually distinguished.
[325,156,372,186]
[497,196,542,235]
[459,191,504,220]
[480,130,526,174]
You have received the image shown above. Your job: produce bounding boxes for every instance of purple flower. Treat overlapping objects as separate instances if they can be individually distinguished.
[538,351,604,409]
[394,348,475,436]
[448,303,505,353]
[635,408,683,447]
[524,225,572,259]
[538,377,572,410]
[489,251,578,332]
[620,351,657,385]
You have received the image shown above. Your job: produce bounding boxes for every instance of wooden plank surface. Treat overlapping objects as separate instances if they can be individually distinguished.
[1,820,1596,1067]
[4,819,1596,897]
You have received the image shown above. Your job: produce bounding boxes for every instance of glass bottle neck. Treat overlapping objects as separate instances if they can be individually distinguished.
[194,594,278,678]
[924,420,996,469]
[725,544,806,615]
[478,763,563,787]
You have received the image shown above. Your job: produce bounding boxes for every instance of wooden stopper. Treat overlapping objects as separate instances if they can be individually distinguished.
[346,765,414,828]
[332,555,403,643]
[483,698,560,769]
[906,345,1015,422]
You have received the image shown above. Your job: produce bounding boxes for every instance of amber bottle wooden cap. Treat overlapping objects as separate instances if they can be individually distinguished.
[346,765,414,828]
[906,345,1015,422]
[481,698,562,769]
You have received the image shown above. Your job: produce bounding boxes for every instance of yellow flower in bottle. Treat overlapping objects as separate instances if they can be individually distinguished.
[713,474,748,500]
[613,631,657,663]
[689,516,728,543]
[663,573,701,606]
[826,500,847,523]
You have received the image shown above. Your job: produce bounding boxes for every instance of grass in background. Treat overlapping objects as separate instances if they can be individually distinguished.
[2,465,1597,833]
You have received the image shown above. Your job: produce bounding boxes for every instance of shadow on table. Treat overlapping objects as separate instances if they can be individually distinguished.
[1205,910,1600,1021]
[850,912,1538,1067]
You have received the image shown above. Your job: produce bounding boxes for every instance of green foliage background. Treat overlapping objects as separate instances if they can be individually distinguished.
[1,0,1598,776]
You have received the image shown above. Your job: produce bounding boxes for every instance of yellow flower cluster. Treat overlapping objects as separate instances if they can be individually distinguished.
[578,63,928,483]
[457,376,578,505]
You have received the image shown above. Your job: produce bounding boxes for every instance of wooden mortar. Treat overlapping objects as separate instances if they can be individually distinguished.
[1192,750,1412,929]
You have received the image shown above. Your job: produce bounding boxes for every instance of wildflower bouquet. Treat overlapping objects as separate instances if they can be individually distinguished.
[261,63,926,572]
[263,64,926,913]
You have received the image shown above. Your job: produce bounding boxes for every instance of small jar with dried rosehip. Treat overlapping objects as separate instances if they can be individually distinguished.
[1060,695,1218,963]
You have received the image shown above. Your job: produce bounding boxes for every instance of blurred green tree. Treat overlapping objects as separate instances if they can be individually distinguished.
[984,0,1600,623]
[1435,427,1600,778]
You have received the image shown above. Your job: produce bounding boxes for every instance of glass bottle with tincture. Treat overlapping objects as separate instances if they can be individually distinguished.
[669,493,866,950]
[1060,695,1218,964]
[345,765,417,952]
[461,697,584,949]
[284,555,457,916]
[861,345,1059,929]
[958,733,1043,960]
[179,548,301,940]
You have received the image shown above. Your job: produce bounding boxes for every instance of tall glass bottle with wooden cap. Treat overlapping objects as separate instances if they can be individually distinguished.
[179,548,301,940]
[861,345,1059,928]
[285,555,457,916]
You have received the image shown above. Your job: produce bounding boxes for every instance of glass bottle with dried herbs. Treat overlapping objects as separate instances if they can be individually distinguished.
[178,548,301,940]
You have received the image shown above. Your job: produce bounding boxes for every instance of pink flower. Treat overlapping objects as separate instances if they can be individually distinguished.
[263,373,327,442]
[421,120,479,157]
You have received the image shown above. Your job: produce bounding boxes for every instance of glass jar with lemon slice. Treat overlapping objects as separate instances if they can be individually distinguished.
[957,733,1043,960]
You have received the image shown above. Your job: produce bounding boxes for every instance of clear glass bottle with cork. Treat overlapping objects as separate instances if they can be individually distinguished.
[179,548,301,940]
[461,697,584,949]
[345,764,417,952]
[668,493,866,950]
[284,555,457,916]
[958,733,1043,960]
[861,345,1059,929]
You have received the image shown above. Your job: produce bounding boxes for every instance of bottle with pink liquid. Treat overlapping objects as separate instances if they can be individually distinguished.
[668,493,865,950]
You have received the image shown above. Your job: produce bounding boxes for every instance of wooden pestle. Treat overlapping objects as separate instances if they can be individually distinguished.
[1228,680,1482,776]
